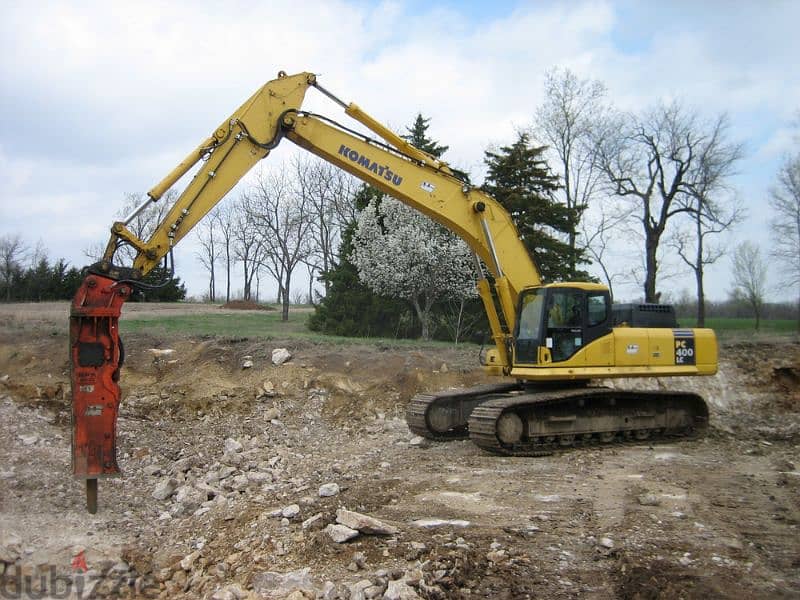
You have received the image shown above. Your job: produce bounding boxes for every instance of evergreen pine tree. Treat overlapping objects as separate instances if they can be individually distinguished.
[402,114,449,158]
[482,131,587,282]
[308,184,413,337]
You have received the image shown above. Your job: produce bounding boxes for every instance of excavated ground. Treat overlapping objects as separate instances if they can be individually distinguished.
[0,303,798,599]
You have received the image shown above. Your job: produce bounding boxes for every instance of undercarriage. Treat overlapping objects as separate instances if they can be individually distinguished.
[406,382,709,456]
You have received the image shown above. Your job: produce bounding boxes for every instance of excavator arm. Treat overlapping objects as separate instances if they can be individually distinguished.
[70,71,538,512]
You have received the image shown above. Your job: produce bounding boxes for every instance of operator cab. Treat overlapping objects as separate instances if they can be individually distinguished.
[514,284,612,365]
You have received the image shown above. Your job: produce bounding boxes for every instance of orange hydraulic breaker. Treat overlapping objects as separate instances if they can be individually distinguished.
[69,270,130,513]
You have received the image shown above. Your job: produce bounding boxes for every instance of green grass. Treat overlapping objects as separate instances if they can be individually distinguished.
[677,316,798,337]
[119,308,798,345]
[119,311,472,348]
[120,311,311,338]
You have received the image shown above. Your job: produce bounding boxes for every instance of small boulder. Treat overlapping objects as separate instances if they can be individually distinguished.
[251,567,313,597]
[152,477,178,500]
[148,348,175,357]
[175,486,206,513]
[318,483,340,497]
[224,438,243,454]
[385,579,421,600]
[325,524,359,543]
[336,509,398,535]
[637,493,661,506]
[272,348,292,366]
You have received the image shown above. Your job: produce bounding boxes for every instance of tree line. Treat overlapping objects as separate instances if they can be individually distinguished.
[191,69,800,336]
[0,231,186,303]
[2,68,797,337]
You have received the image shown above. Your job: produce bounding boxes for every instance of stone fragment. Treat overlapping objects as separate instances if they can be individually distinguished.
[148,348,175,357]
[385,579,421,600]
[408,436,425,447]
[281,504,301,519]
[320,581,337,600]
[348,579,373,600]
[210,584,247,600]
[251,567,313,598]
[224,438,243,454]
[175,486,206,513]
[411,518,470,528]
[336,509,398,535]
[599,537,614,549]
[272,348,292,365]
[152,477,178,500]
[231,474,249,491]
[143,464,162,476]
[180,551,200,571]
[325,524,359,543]
[318,482,340,497]
[263,407,281,421]
[258,381,276,398]
[0,544,19,563]
[301,513,324,530]
[637,493,661,506]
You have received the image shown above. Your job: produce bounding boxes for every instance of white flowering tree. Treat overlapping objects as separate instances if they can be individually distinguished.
[351,196,477,340]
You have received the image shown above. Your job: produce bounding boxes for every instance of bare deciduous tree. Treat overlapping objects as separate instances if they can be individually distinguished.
[213,203,236,303]
[769,152,800,328]
[730,241,768,330]
[596,102,741,303]
[535,67,608,274]
[231,195,266,302]
[292,156,358,300]
[0,233,27,301]
[579,202,632,299]
[195,207,220,302]
[671,114,744,325]
[244,166,315,321]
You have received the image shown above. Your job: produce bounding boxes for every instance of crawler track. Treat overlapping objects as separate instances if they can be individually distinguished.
[406,382,524,440]
[468,388,709,456]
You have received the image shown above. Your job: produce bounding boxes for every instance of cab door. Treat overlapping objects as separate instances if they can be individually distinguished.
[544,288,585,363]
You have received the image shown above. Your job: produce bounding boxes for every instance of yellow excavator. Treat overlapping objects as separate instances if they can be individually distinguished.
[70,71,716,512]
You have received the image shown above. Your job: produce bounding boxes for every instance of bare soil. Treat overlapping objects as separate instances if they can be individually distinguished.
[0,302,798,599]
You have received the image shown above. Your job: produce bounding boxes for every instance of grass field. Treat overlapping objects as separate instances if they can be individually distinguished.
[119,307,799,345]
[118,309,467,348]
[678,316,799,337]
[120,311,311,338]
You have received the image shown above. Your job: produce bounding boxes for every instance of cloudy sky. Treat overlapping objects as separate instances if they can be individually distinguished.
[1,0,798,302]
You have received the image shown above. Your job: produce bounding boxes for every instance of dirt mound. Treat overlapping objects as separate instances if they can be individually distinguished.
[219,300,274,311]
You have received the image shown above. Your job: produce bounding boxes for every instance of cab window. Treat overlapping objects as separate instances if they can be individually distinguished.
[545,289,584,362]
[587,293,608,327]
